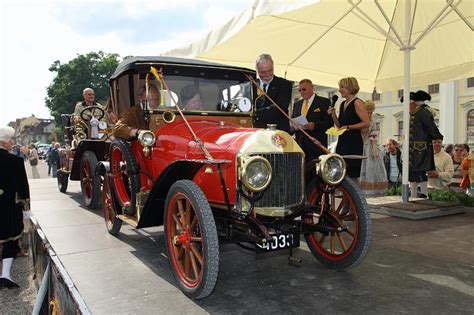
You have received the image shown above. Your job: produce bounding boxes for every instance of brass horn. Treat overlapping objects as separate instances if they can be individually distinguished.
[162,110,176,124]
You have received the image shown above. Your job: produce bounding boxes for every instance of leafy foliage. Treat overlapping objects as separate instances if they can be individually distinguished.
[45,51,120,125]
[385,185,402,196]
[428,189,474,207]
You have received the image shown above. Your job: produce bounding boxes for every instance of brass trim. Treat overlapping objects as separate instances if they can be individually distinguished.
[240,156,272,192]
[317,153,346,185]
[162,110,176,123]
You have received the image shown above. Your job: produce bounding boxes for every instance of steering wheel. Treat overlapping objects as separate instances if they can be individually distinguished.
[80,106,105,122]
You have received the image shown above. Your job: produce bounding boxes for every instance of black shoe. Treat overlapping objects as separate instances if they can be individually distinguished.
[418,193,428,199]
[0,278,19,289]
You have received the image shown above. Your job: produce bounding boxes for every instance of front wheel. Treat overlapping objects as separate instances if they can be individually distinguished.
[103,175,122,235]
[304,178,371,269]
[164,180,219,300]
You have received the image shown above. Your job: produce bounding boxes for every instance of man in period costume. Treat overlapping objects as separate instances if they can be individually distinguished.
[291,79,332,162]
[0,126,31,289]
[403,90,443,198]
[253,54,293,133]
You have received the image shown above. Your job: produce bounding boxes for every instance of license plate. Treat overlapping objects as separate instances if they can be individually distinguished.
[255,232,300,253]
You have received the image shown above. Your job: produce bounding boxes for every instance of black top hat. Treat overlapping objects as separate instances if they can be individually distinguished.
[400,90,431,103]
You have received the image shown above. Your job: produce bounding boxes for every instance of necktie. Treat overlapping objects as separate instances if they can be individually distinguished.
[303,99,309,115]
[262,83,267,93]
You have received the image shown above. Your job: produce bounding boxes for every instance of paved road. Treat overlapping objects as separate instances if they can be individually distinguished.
[28,177,474,314]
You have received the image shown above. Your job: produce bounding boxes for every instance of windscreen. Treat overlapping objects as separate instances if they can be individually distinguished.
[143,75,253,113]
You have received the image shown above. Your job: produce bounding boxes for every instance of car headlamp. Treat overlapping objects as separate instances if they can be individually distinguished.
[138,130,156,147]
[241,156,272,192]
[317,154,346,185]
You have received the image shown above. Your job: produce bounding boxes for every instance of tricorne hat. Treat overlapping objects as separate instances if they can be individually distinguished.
[400,90,431,103]
[0,126,14,142]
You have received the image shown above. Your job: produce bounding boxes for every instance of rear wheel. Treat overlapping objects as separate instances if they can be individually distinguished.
[109,139,140,215]
[164,180,219,300]
[103,175,122,235]
[304,178,371,269]
[80,151,101,209]
[57,170,69,193]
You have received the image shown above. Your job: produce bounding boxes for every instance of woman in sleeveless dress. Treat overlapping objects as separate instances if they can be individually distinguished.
[359,101,388,196]
[328,77,369,179]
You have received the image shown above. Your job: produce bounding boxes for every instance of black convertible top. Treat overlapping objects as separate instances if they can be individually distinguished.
[110,56,255,80]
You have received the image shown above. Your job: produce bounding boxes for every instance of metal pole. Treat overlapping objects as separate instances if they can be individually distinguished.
[401,0,412,203]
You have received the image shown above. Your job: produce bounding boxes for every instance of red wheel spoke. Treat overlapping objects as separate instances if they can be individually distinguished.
[184,248,191,279]
[330,233,336,254]
[341,213,355,221]
[318,234,326,245]
[177,199,185,223]
[190,244,203,265]
[330,193,336,213]
[185,201,191,227]
[189,250,199,279]
[336,232,348,251]
[190,236,202,242]
[177,247,185,260]
[189,216,198,232]
[346,228,355,237]
[172,214,184,230]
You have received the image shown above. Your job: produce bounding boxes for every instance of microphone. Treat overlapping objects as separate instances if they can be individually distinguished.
[331,95,339,107]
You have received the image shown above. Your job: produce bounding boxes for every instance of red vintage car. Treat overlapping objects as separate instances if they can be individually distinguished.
[100,56,371,299]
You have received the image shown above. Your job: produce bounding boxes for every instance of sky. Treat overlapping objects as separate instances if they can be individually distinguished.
[0,0,254,126]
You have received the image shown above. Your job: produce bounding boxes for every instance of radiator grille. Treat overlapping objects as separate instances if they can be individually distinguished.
[253,153,303,208]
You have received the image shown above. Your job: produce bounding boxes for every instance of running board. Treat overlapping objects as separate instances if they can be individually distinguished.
[118,214,138,227]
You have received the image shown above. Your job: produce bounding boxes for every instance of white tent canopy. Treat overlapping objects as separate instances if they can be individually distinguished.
[163,0,473,93]
[164,0,473,202]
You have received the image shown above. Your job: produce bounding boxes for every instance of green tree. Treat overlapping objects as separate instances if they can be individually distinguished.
[45,51,120,125]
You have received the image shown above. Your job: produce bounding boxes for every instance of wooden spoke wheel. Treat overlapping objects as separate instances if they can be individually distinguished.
[304,178,371,269]
[109,139,140,215]
[103,174,122,235]
[164,180,219,300]
[80,151,101,209]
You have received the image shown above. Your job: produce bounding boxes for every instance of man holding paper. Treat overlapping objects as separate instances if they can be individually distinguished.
[291,79,332,162]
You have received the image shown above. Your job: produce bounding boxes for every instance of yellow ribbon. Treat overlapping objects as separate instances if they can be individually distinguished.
[150,66,165,106]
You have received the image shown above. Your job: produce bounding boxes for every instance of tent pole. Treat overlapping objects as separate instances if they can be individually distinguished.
[401,0,412,203]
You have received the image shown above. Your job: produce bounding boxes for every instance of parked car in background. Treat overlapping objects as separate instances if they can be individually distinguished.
[36,143,51,159]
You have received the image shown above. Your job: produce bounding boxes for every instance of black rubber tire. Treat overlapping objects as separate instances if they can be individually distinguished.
[108,139,140,215]
[164,180,219,300]
[57,170,69,193]
[80,151,101,209]
[304,177,371,270]
[103,175,122,235]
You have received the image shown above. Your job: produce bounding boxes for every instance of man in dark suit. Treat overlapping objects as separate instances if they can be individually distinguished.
[291,79,333,163]
[0,126,31,289]
[253,54,293,133]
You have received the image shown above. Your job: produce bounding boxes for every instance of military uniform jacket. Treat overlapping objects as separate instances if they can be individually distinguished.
[0,148,30,243]
[253,76,293,133]
[409,105,443,172]
[292,95,332,161]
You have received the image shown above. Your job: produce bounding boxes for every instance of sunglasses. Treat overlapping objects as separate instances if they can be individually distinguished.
[454,149,464,151]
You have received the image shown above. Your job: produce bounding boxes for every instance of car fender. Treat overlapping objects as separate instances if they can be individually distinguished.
[137,159,227,228]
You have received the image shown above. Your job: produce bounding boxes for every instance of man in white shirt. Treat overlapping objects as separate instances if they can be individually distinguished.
[427,139,454,191]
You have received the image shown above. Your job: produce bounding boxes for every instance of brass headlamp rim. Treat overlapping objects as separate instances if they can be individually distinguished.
[317,153,346,185]
[241,156,272,192]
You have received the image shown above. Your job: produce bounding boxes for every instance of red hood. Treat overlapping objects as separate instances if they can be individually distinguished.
[157,117,255,158]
